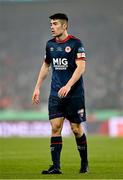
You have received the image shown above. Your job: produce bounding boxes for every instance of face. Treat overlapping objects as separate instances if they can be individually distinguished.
[50,19,67,37]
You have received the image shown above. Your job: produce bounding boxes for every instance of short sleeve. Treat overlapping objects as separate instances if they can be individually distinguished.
[76,41,86,61]
[44,42,51,64]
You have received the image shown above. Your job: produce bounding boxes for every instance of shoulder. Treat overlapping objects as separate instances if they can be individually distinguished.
[45,39,55,51]
[46,38,55,46]
[69,35,81,43]
[69,35,84,46]
[69,36,85,53]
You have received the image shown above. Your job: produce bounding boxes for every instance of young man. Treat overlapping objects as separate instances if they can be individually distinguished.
[32,13,88,174]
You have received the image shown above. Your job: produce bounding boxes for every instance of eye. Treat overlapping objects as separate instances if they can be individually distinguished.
[54,22,57,25]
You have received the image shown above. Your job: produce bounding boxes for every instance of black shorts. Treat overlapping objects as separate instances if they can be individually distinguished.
[48,96,86,124]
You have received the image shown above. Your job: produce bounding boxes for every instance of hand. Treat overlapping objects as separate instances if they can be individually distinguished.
[58,85,71,98]
[32,88,40,104]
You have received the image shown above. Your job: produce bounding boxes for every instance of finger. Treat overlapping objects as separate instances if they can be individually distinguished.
[32,94,36,101]
[32,99,37,104]
[33,100,39,105]
[32,95,39,104]
[32,96,34,102]
[58,91,64,98]
[32,97,35,104]
[64,91,68,97]
[60,91,66,98]
[35,101,39,104]
[59,90,64,97]
[35,97,39,104]
[58,88,62,95]
[62,89,69,97]
[58,90,62,97]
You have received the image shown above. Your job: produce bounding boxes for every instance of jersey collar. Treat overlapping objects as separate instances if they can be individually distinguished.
[55,34,72,43]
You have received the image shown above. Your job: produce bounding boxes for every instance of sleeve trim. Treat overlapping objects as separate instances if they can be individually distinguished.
[45,58,51,64]
[76,57,86,61]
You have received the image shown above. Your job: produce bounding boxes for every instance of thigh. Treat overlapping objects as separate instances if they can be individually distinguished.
[48,96,64,120]
[65,97,86,124]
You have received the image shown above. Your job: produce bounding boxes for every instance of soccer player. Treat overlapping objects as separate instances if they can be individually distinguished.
[32,13,88,174]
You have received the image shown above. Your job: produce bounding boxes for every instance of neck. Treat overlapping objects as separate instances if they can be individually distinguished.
[56,31,68,41]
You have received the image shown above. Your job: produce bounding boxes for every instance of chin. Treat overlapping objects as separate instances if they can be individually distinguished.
[52,34,56,37]
[52,33,61,38]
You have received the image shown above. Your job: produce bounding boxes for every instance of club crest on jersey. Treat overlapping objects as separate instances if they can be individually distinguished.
[65,46,71,53]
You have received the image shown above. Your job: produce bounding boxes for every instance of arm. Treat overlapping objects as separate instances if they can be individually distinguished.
[58,60,86,98]
[32,62,50,104]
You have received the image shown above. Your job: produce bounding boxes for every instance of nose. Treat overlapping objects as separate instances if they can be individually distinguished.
[51,26,54,32]
[50,24,53,29]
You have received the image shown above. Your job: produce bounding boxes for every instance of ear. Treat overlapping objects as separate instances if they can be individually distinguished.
[63,23,67,30]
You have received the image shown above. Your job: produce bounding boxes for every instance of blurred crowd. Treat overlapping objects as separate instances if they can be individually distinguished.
[0,0,123,110]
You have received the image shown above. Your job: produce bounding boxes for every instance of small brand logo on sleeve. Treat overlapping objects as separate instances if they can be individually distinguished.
[78,47,85,53]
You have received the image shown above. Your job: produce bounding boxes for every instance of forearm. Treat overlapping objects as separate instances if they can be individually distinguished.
[66,63,85,88]
[35,62,50,89]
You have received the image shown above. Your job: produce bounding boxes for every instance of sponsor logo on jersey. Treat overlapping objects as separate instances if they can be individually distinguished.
[53,58,68,70]
[78,47,85,53]
[65,46,71,53]
[77,52,86,58]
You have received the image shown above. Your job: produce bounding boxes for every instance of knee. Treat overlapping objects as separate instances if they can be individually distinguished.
[71,126,80,136]
[71,124,83,137]
[52,124,62,135]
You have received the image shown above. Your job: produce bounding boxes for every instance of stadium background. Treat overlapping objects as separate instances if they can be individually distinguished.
[0,0,123,137]
[0,0,123,179]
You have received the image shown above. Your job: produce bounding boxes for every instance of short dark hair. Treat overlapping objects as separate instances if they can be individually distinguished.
[49,13,68,21]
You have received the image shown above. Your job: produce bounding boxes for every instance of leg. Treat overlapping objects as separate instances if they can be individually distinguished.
[70,122,83,138]
[65,96,88,173]
[42,117,64,174]
[70,122,88,173]
[50,117,64,169]
[50,117,64,137]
